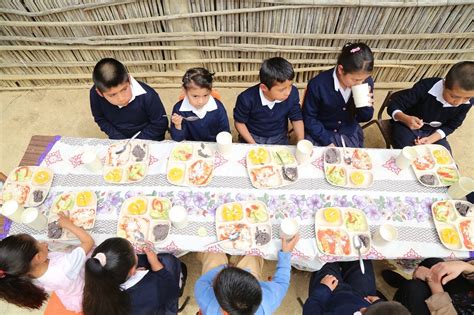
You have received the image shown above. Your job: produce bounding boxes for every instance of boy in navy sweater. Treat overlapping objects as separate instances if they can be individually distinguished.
[233,57,304,145]
[90,58,168,140]
[388,61,473,151]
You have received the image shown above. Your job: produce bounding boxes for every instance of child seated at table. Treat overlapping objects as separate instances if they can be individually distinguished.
[194,235,299,314]
[233,57,304,144]
[387,61,474,151]
[0,213,94,313]
[302,42,375,148]
[170,67,230,142]
[90,58,168,140]
[82,237,183,315]
[303,260,410,315]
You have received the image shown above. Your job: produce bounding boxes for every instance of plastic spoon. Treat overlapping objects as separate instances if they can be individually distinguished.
[353,235,365,274]
[423,121,442,128]
[162,114,200,122]
[115,131,141,155]
[340,135,352,165]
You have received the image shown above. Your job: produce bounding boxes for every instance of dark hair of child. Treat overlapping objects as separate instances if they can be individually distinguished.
[364,301,410,315]
[182,67,214,90]
[92,58,130,93]
[259,57,295,89]
[445,61,474,91]
[83,237,136,315]
[213,266,262,315]
[337,42,374,74]
[0,234,48,309]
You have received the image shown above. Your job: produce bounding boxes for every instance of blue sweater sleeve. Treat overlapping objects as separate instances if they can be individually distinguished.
[441,104,471,136]
[302,80,333,145]
[195,265,226,313]
[153,268,181,310]
[233,92,251,124]
[216,101,231,134]
[261,251,292,313]
[386,79,432,117]
[170,102,187,142]
[287,86,303,121]
[138,89,168,141]
[89,88,127,139]
[354,77,375,123]
[302,283,333,315]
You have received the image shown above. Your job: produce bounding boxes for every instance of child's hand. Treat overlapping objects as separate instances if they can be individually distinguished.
[171,113,183,129]
[413,265,431,281]
[320,274,338,291]
[414,133,441,146]
[57,212,75,229]
[281,234,300,253]
[367,92,375,107]
[143,245,164,272]
[364,296,380,304]
[403,115,423,130]
[430,261,469,285]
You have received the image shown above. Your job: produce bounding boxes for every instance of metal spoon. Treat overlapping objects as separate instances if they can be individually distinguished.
[115,131,141,155]
[423,121,442,128]
[340,135,352,165]
[134,230,146,243]
[162,114,200,122]
[275,151,298,182]
[206,231,240,247]
[352,235,365,274]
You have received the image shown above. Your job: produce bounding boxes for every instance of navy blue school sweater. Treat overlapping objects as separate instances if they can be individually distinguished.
[303,283,371,315]
[387,78,473,137]
[126,268,180,315]
[233,84,303,138]
[170,99,230,142]
[90,81,168,140]
[302,68,374,146]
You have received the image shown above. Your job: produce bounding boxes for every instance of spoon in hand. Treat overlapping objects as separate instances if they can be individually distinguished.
[162,114,200,122]
[423,121,442,128]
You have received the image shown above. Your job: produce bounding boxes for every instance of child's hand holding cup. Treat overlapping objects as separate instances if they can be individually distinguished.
[351,83,371,108]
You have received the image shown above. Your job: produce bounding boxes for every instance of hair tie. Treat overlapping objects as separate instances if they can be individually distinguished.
[350,47,361,53]
[94,253,107,267]
[0,270,6,278]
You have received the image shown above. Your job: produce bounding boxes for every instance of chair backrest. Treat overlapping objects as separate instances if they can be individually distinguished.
[377,89,408,121]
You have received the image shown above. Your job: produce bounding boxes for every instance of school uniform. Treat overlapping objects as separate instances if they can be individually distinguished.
[170,96,230,142]
[90,77,168,140]
[387,78,472,151]
[302,68,374,147]
[233,84,303,145]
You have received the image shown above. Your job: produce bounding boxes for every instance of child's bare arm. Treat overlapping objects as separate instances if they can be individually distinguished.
[57,212,95,254]
[235,121,256,144]
[143,246,164,272]
[394,112,423,130]
[291,120,304,141]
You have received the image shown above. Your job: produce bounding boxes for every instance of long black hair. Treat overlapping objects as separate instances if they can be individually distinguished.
[337,42,374,74]
[0,234,48,309]
[83,237,136,315]
[182,67,214,90]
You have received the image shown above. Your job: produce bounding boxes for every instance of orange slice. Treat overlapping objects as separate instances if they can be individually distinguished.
[324,208,340,223]
[440,228,460,246]
[105,168,122,182]
[76,191,93,207]
[33,170,50,185]
[128,199,147,215]
[168,167,184,183]
[350,171,365,186]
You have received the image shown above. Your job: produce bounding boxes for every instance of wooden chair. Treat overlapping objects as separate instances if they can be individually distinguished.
[361,90,405,149]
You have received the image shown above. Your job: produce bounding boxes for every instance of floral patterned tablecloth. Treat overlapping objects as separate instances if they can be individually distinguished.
[7,137,469,271]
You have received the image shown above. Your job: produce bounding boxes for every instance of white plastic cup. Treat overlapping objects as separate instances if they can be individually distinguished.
[351,83,371,108]
[395,146,418,170]
[21,207,48,231]
[1,200,24,223]
[295,140,313,165]
[82,150,102,173]
[169,206,188,229]
[448,177,474,199]
[216,131,233,157]
[373,224,398,246]
[280,218,299,240]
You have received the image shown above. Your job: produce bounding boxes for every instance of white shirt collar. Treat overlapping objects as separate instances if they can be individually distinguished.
[428,79,470,108]
[333,68,351,103]
[117,76,147,108]
[120,269,149,290]
[259,87,282,110]
[178,95,218,119]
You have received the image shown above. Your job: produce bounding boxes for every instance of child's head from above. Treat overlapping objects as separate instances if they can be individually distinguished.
[182,67,214,109]
[213,266,262,315]
[259,57,295,102]
[93,58,132,107]
[336,42,374,89]
[443,61,474,106]
[360,301,410,314]
[83,237,136,315]
[0,234,49,309]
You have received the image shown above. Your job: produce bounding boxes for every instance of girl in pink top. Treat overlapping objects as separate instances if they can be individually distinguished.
[0,213,94,312]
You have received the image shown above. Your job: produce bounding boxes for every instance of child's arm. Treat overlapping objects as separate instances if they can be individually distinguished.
[216,102,231,134]
[287,86,305,141]
[90,89,127,139]
[57,212,94,254]
[139,90,168,140]
[302,83,333,145]
[291,120,304,141]
[235,121,256,144]
[170,105,187,141]
[234,94,257,144]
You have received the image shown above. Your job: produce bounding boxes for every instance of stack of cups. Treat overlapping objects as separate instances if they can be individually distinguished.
[448,177,474,200]
[280,218,299,240]
[82,150,103,173]
[1,200,24,223]
[216,131,233,157]
[169,206,188,229]
[21,207,48,231]
[351,83,371,108]
[395,146,418,170]
[295,140,313,165]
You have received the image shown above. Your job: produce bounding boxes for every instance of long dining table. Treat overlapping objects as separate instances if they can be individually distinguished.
[5,135,471,271]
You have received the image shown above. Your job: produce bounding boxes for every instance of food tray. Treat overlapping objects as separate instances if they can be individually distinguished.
[431,200,473,251]
[411,144,459,187]
[1,166,53,207]
[103,140,149,184]
[167,142,214,186]
[215,201,272,250]
[117,196,172,245]
[315,207,371,256]
[48,191,97,240]
[246,147,298,189]
[323,148,374,188]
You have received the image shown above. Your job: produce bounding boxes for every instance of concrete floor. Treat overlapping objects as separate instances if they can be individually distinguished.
[0,87,472,314]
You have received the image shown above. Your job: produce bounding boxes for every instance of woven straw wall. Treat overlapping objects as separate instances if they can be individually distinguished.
[0,0,473,90]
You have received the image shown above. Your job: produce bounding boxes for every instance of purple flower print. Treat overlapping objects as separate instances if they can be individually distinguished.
[384,197,398,212]
[235,193,249,202]
[290,194,306,209]
[267,195,280,211]
[363,204,381,221]
[307,194,323,210]
[352,195,368,209]
[289,206,299,218]
[404,206,415,221]
[420,197,433,214]
[333,195,349,207]
[300,208,312,220]
[193,192,207,208]
[404,196,418,211]
[176,191,192,206]
[416,211,429,223]
[97,191,122,213]
[125,190,140,199]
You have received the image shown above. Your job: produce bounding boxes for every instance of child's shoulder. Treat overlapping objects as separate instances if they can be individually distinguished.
[238,84,260,98]
[413,77,442,90]
[308,68,334,87]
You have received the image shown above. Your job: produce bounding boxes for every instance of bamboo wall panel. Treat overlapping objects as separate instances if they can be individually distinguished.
[0,0,472,90]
